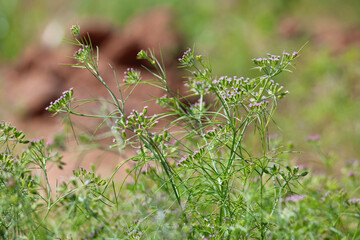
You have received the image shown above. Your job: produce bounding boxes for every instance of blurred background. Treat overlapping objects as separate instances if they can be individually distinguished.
[0,0,359,172]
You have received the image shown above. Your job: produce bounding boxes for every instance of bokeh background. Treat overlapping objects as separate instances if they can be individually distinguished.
[0,0,359,172]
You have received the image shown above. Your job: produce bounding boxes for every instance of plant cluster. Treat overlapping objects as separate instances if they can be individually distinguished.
[0,25,359,239]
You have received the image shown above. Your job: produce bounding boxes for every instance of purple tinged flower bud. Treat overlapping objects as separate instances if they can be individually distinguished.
[137,50,148,60]
[307,134,321,142]
[284,194,306,202]
[70,25,80,35]
[177,155,188,166]
[348,198,360,204]
[192,150,200,157]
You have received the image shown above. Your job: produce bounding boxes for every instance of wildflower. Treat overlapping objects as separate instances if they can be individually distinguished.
[252,58,266,67]
[30,137,43,144]
[184,76,211,94]
[284,194,306,202]
[178,48,194,67]
[123,68,141,84]
[290,51,299,60]
[179,48,191,61]
[348,198,360,204]
[70,24,80,36]
[192,150,200,158]
[249,100,269,109]
[307,134,321,142]
[45,88,73,114]
[73,45,90,63]
[176,155,188,166]
[193,99,204,108]
[137,49,149,60]
[204,128,216,139]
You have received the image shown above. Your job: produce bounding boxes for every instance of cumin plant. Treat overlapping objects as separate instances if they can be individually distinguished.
[46,25,309,239]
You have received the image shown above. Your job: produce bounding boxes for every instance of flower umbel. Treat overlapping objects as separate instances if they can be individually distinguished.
[284,194,306,202]
[178,48,194,67]
[348,198,360,204]
[74,45,90,63]
[45,88,74,114]
[70,24,80,36]
[307,134,321,142]
[123,68,141,84]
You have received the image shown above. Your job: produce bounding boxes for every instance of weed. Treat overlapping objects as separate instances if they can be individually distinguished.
[0,25,359,239]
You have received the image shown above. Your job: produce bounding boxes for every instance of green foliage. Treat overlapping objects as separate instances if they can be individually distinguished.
[0,122,52,238]
[1,0,359,164]
[0,26,359,239]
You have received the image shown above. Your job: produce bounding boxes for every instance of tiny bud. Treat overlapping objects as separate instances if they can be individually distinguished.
[70,25,80,36]
[137,50,148,60]
[142,106,148,115]
[196,55,203,61]
[301,171,308,177]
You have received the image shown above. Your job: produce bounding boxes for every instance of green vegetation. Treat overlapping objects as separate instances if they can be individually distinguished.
[1,26,359,239]
[1,0,358,159]
[1,1,359,238]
